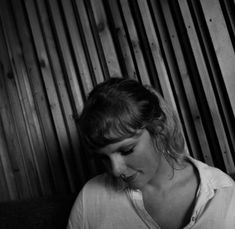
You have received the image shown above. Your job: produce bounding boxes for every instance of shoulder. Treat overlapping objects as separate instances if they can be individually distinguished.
[187,156,235,189]
[67,174,119,228]
[68,174,132,228]
[188,157,235,221]
[83,173,108,192]
[74,173,110,204]
[74,173,126,209]
[70,174,111,209]
[82,173,121,198]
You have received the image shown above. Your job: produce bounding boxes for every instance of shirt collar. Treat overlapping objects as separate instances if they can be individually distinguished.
[187,156,234,212]
[188,156,233,190]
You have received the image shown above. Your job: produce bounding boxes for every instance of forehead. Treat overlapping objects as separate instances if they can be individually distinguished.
[97,129,147,155]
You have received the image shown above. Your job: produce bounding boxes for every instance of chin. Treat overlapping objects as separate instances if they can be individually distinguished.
[127,181,145,190]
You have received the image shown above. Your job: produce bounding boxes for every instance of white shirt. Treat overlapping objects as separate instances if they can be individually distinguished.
[67,157,235,228]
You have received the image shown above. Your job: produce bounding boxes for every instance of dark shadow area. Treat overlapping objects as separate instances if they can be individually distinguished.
[0,194,77,229]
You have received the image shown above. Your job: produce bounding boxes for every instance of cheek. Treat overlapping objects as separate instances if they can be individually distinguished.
[142,150,161,172]
[128,153,157,171]
[127,140,160,170]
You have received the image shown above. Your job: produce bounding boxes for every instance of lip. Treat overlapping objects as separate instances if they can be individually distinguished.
[122,172,138,183]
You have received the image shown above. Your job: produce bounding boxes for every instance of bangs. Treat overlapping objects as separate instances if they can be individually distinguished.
[95,116,138,145]
[80,100,144,151]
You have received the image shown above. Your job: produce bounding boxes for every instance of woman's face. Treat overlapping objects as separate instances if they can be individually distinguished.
[97,129,164,190]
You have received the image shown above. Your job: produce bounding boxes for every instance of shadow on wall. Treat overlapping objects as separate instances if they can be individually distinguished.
[0,194,77,229]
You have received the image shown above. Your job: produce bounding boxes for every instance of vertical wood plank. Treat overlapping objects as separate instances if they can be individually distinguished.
[4,0,69,195]
[119,0,150,85]
[47,0,84,114]
[89,0,122,78]
[1,0,42,198]
[73,0,104,84]
[0,58,18,200]
[159,0,214,166]
[108,0,138,80]
[177,0,235,173]
[24,0,78,192]
[200,0,235,117]
[136,0,176,108]
[60,0,93,95]
[0,151,10,201]
[149,0,201,160]
[189,0,235,157]
[0,119,16,201]
[36,0,88,186]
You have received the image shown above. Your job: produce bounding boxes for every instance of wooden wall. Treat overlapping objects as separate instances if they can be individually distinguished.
[0,0,234,202]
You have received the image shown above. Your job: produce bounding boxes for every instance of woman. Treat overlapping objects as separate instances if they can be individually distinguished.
[67,78,235,229]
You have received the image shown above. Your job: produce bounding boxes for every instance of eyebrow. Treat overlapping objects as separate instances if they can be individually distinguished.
[97,129,144,155]
[116,142,136,152]
[112,130,144,152]
[96,137,137,156]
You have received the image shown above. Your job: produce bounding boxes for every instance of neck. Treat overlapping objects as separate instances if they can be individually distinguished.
[143,154,185,192]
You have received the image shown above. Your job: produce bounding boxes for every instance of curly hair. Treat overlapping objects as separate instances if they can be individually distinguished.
[78,77,186,163]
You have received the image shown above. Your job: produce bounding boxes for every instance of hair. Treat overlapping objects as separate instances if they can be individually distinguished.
[78,77,186,163]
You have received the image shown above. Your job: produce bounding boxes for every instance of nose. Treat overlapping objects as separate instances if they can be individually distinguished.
[109,153,126,177]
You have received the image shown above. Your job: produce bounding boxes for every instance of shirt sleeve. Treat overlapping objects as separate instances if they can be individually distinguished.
[67,188,86,229]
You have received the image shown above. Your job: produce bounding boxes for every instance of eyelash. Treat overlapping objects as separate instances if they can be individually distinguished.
[93,147,135,163]
[121,147,134,156]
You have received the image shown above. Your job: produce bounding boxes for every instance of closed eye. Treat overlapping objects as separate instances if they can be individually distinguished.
[121,147,134,156]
